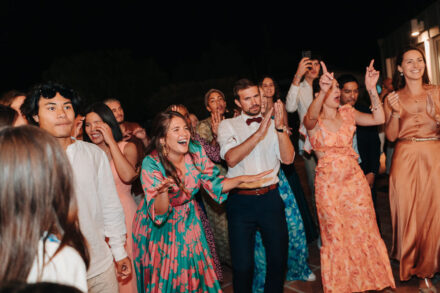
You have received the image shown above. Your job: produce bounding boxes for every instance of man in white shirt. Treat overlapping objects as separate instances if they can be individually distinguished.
[218,78,294,292]
[21,82,131,293]
[285,55,320,205]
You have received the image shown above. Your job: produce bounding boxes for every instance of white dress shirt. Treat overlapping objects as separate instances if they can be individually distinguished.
[285,80,314,154]
[217,113,282,187]
[66,139,127,279]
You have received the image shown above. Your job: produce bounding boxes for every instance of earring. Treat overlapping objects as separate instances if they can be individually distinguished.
[400,71,404,76]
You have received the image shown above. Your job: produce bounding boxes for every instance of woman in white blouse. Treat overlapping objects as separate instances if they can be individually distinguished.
[0,126,89,292]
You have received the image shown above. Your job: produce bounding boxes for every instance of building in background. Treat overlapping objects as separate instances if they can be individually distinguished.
[378,0,440,84]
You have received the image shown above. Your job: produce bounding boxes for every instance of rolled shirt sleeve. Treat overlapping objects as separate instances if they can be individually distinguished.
[217,119,239,160]
[285,84,300,113]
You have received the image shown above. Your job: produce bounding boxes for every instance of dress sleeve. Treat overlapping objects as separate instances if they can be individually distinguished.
[193,133,222,163]
[140,154,173,226]
[339,104,356,124]
[192,142,228,204]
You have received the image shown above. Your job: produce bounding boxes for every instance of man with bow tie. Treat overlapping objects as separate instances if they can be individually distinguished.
[217,78,294,292]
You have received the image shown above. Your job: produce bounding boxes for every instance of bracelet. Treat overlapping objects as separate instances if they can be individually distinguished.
[369,103,383,112]
[391,112,400,118]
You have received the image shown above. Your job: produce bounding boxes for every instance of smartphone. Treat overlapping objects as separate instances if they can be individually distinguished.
[301,50,312,59]
[376,84,382,95]
[301,50,312,70]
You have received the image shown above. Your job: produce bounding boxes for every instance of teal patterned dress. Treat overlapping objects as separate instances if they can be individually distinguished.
[132,142,227,293]
[252,168,312,292]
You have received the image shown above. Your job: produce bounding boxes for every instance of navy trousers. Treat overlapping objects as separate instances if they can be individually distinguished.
[226,187,288,293]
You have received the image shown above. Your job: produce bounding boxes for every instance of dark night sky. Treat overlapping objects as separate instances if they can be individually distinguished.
[0,0,436,94]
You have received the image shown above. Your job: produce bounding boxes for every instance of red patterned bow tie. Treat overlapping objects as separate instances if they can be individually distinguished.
[246,117,263,125]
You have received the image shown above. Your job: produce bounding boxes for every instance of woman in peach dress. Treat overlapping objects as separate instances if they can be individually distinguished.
[385,47,440,292]
[304,61,395,293]
[84,102,139,293]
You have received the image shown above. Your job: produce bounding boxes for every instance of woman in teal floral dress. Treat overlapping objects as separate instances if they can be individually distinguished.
[132,111,270,293]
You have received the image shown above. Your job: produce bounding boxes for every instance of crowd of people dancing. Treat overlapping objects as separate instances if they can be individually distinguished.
[0,46,439,293]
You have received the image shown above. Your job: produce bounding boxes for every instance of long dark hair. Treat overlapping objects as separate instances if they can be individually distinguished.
[145,111,199,193]
[0,126,89,282]
[392,46,430,90]
[82,102,123,143]
[259,76,281,100]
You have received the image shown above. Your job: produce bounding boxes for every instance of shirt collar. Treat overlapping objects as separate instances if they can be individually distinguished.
[240,112,263,124]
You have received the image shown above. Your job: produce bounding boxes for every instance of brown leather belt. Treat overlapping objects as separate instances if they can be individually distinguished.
[232,183,278,196]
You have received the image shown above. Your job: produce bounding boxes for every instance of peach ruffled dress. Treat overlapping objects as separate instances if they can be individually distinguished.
[388,86,440,280]
[309,104,395,292]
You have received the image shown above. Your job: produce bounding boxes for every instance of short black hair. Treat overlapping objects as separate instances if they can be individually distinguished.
[82,102,123,142]
[21,81,82,125]
[233,78,257,100]
[337,74,359,89]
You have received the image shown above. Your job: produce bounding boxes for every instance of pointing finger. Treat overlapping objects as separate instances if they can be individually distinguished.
[320,61,328,74]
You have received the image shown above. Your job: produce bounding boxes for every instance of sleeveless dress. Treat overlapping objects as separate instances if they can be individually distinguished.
[309,104,395,293]
[389,86,440,280]
[132,142,226,293]
[110,141,138,293]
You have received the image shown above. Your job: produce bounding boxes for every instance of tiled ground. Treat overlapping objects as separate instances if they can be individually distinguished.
[219,154,440,292]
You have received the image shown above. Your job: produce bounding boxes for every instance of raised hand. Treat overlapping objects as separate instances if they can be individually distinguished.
[72,116,84,139]
[387,91,401,114]
[319,61,334,93]
[255,107,274,141]
[296,57,313,78]
[273,99,285,129]
[365,59,380,91]
[210,109,223,136]
[96,122,116,145]
[133,127,147,140]
[260,87,268,116]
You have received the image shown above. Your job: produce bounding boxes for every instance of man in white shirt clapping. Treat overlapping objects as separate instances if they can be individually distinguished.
[218,78,294,293]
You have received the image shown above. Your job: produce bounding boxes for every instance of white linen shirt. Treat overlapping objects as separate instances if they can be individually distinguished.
[285,81,314,154]
[217,113,282,186]
[66,139,127,279]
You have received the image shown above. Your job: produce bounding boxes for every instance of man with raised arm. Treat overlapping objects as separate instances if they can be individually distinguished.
[217,78,294,292]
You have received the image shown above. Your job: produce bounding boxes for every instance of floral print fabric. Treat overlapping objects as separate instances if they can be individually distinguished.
[309,105,395,293]
[132,142,226,293]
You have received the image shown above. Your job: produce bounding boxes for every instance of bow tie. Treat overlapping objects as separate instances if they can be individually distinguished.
[246,117,263,125]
